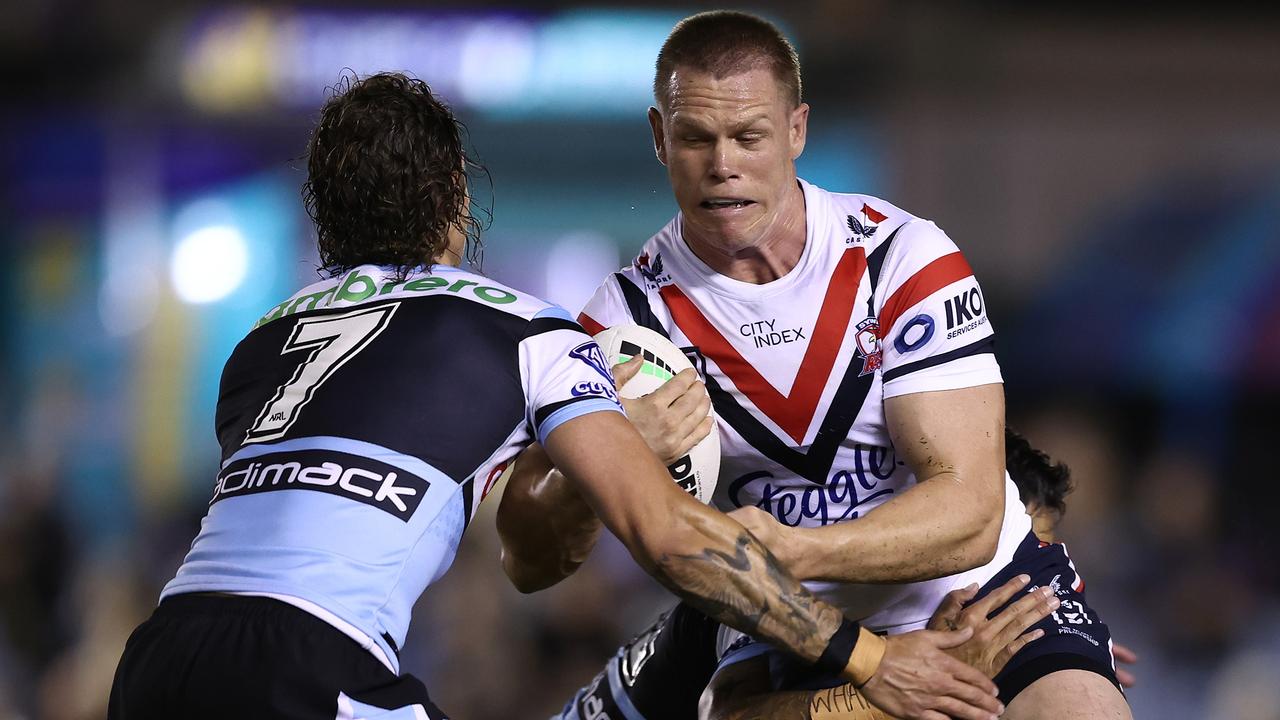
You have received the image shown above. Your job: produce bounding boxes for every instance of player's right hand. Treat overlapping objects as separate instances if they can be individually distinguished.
[612,358,713,464]
[1112,642,1139,688]
[925,574,1059,677]
[860,627,1004,720]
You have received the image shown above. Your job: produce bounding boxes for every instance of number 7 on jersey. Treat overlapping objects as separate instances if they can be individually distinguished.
[245,303,400,444]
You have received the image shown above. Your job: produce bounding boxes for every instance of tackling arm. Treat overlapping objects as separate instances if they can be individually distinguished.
[542,409,848,665]
[496,442,602,593]
[497,357,712,592]
[541,410,1004,720]
[762,384,1007,584]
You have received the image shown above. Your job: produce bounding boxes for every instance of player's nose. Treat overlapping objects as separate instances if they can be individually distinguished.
[708,139,741,181]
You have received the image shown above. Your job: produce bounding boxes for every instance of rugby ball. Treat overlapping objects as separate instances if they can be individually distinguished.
[592,324,720,504]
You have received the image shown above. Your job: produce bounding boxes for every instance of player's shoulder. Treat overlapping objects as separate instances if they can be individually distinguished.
[811,183,960,261]
[611,215,682,295]
[253,264,559,330]
[812,185,920,229]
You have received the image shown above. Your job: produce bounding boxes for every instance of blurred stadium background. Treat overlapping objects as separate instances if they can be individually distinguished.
[2,1,1279,718]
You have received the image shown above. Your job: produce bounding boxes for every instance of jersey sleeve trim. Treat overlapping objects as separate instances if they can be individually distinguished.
[525,316,584,338]
[535,398,626,445]
[577,312,606,335]
[881,354,1003,399]
[881,335,996,382]
[614,272,670,338]
[876,252,974,340]
[533,305,575,321]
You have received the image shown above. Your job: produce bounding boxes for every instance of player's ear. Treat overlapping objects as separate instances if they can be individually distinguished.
[647,106,668,166]
[789,102,810,161]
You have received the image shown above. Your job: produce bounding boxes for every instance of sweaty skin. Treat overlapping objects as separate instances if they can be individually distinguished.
[731,385,1007,584]
[649,67,809,284]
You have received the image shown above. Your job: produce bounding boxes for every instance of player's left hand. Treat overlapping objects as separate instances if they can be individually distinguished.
[612,356,713,464]
[727,506,794,562]
[925,574,1059,678]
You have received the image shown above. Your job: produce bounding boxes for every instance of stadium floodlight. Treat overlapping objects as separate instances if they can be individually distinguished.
[170,224,249,304]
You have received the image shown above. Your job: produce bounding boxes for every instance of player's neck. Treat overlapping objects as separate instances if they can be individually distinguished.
[682,182,807,285]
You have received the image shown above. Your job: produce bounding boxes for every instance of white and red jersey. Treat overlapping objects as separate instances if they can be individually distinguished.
[579,179,1032,632]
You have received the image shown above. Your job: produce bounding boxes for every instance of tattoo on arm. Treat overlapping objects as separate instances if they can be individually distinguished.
[809,684,890,719]
[657,529,841,665]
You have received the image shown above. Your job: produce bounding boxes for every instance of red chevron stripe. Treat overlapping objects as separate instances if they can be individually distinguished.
[659,247,868,444]
[577,312,606,336]
[876,252,973,339]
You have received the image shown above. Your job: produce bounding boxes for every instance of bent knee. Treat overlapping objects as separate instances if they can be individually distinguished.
[699,657,771,720]
[1003,669,1131,720]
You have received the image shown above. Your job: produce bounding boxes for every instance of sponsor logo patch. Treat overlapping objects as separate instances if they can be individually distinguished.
[211,449,429,521]
[571,380,619,403]
[894,314,936,354]
[740,318,807,348]
[727,444,898,527]
[845,203,888,244]
[944,285,987,339]
[569,341,615,382]
[256,269,520,328]
[635,252,673,288]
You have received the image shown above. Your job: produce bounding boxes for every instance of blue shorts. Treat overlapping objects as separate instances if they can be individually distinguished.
[716,532,1123,705]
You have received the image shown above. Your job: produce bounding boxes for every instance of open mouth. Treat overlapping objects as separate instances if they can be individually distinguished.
[700,198,756,210]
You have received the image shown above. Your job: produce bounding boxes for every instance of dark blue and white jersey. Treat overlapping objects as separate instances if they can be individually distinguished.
[162,264,623,671]
[579,180,1029,633]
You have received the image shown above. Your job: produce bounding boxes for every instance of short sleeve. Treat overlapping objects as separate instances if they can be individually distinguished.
[873,221,1002,398]
[520,306,626,445]
[577,273,634,335]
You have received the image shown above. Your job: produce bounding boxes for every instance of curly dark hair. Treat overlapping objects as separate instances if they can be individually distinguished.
[303,72,486,280]
[1005,427,1074,518]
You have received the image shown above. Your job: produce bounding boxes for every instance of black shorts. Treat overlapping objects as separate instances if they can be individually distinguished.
[719,532,1122,706]
[109,593,448,720]
[978,532,1123,705]
[553,602,718,720]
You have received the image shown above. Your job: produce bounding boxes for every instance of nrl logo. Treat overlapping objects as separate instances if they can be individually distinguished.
[846,203,888,244]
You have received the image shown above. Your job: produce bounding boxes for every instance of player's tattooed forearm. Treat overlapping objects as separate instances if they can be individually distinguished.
[658,530,837,663]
